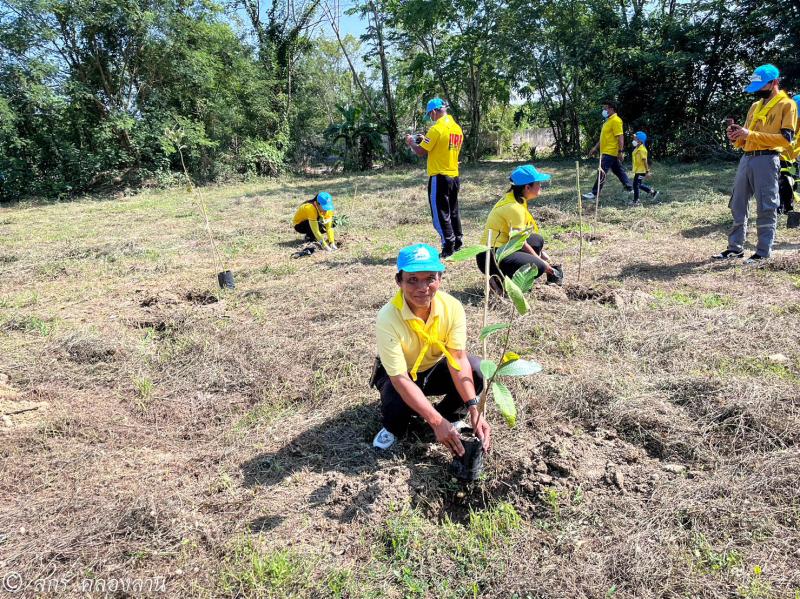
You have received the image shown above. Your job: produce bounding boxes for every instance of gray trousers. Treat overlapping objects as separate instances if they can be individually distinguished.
[728,154,780,256]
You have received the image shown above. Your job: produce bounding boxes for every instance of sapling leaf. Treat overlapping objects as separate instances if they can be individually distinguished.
[497,359,543,377]
[496,231,528,263]
[479,323,511,340]
[512,264,539,293]
[501,351,520,364]
[448,245,486,261]
[503,276,529,315]
[480,359,497,380]
[492,381,517,427]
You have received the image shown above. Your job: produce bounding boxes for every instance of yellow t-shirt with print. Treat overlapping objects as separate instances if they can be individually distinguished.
[420,114,463,177]
[376,290,466,378]
[479,191,540,248]
[600,113,624,156]
[735,92,797,153]
[632,145,649,174]
[292,202,334,244]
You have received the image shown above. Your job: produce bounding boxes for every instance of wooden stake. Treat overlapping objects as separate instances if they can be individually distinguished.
[478,230,492,417]
[576,160,584,283]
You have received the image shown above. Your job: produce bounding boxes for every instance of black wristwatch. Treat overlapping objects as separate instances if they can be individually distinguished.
[465,397,480,408]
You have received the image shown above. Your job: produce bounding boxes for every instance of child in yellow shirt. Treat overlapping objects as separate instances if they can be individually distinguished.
[630,131,660,206]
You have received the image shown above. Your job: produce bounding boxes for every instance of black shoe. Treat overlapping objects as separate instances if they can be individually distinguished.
[453,239,463,252]
[441,245,454,259]
[711,249,744,260]
[651,190,660,201]
[743,253,767,264]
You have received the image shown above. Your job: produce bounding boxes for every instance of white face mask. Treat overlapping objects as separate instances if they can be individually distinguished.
[601,109,609,119]
[632,140,639,147]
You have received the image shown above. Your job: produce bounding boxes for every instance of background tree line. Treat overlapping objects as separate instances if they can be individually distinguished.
[0,0,798,199]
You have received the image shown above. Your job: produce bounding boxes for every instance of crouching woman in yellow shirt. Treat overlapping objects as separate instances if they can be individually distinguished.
[371,244,491,455]
[292,192,336,250]
[475,165,559,291]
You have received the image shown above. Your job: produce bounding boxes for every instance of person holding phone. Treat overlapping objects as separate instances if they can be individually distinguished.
[713,64,797,263]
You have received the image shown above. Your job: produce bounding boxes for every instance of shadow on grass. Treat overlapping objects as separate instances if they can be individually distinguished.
[613,259,712,281]
[240,402,521,526]
[681,222,727,238]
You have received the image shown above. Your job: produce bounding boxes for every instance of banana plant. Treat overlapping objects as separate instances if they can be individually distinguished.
[448,229,542,426]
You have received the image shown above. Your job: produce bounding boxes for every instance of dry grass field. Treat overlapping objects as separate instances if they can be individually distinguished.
[1,160,799,598]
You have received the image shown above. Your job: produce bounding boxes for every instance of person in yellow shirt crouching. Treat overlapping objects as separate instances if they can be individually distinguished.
[629,131,660,206]
[371,243,491,455]
[475,165,560,293]
[292,192,337,250]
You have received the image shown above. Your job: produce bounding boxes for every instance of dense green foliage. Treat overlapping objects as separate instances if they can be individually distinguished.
[1,0,798,198]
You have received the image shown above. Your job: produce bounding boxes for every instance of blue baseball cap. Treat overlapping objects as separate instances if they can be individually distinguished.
[316,191,334,211]
[635,131,647,143]
[397,243,445,273]
[426,97,445,114]
[793,94,800,107]
[509,164,551,186]
[744,64,780,93]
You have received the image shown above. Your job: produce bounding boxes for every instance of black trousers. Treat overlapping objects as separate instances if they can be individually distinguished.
[475,234,547,281]
[592,154,633,195]
[374,355,484,437]
[632,174,654,202]
[294,220,330,240]
[428,174,462,251]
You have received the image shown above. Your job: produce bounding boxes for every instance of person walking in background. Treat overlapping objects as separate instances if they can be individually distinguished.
[583,100,633,202]
[629,131,660,206]
[777,93,800,215]
[713,64,797,263]
[405,98,464,258]
[292,192,337,251]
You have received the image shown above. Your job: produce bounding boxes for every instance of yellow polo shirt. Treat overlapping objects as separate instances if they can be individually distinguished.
[632,145,648,174]
[736,92,797,153]
[420,114,463,177]
[600,114,624,156]
[292,202,334,244]
[376,290,466,377]
[479,191,540,248]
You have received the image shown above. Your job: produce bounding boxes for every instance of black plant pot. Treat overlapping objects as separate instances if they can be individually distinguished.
[450,430,484,481]
[546,264,564,286]
[217,270,235,289]
[787,211,800,229]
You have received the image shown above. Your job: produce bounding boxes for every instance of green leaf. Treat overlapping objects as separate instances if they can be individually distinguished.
[448,245,486,261]
[479,359,497,380]
[479,323,511,340]
[491,381,517,427]
[512,264,539,293]
[497,359,543,377]
[496,231,528,263]
[503,276,529,315]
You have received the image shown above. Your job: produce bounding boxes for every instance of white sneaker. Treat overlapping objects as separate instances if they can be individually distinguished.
[582,192,595,200]
[372,427,397,450]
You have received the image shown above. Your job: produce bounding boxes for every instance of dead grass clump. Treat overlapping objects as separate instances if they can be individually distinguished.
[184,289,219,305]
[57,331,121,364]
[765,252,800,273]
[659,375,800,453]
[562,282,616,303]
[608,395,709,462]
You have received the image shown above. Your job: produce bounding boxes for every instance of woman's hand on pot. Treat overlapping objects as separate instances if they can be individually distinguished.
[432,418,464,456]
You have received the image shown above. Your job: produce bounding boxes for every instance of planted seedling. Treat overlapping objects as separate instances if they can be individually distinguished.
[447,230,543,480]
